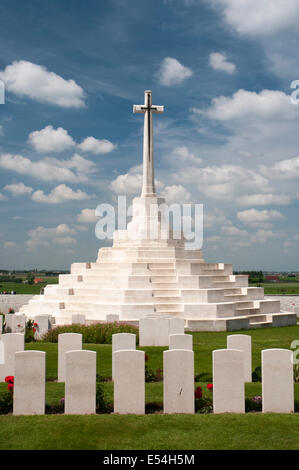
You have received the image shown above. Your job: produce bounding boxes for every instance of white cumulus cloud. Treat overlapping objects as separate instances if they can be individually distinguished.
[28,125,75,153]
[31,184,92,204]
[0,60,85,107]
[175,164,269,201]
[3,182,33,196]
[78,136,117,154]
[0,153,95,183]
[237,209,283,225]
[210,0,299,35]
[158,57,193,86]
[195,89,298,122]
[110,165,163,195]
[26,223,75,250]
[260,156,299,180]
[77,208,100,223]
[53,236,77,245]
[172,146,202,164]
[161,184,191,204]
[238,193,291,206]
[209,52,236,74]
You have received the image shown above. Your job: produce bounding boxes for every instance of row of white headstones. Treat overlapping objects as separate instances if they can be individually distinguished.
[0,331,295,415]
[2,313,186,347]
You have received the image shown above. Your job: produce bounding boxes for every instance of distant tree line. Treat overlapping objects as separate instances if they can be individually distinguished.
[233,271,264,283]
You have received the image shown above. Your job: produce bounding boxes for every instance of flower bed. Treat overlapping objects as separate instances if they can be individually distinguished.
[41,322,139,344]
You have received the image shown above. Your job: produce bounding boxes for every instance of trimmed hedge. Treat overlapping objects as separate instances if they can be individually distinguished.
[40,322,139,345]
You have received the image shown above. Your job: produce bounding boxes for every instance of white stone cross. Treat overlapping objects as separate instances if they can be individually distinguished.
[133,90,164,197]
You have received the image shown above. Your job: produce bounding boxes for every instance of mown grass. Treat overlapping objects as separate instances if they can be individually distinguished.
[252,282,299,295]
[0,413,298,450]
[0,280,58,295]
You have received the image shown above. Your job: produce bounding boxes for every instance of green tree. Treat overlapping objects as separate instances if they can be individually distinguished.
[26,273,34,285]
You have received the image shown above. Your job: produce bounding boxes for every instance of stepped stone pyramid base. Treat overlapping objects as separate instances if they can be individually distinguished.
[19,240,297,331]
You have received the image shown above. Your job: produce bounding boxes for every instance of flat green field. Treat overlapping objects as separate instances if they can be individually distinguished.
[0,324,298,450]
[0,279,58,295]
[252,282,299,295]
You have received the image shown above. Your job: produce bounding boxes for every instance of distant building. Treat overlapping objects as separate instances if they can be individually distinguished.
[265,275,280,282]
[34,278,44,284]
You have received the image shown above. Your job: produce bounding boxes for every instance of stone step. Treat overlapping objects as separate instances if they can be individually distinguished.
[210,276,231,281]
[150,282,179,289]
[64,302,95,310]
[213,281,236,288]
[150,276,177,283]
[235,307,260,316]
[153,296,182,303]
[218,287,242,294]
[249,320,272,328]
[224,294,248,302]
[155,304,184,312]
[59,308,91,317]
[235,301,255,308]
[249,315,268,323]
[148,269,176,275]
[148,263,175,269]
[29,299,65,309]
[155,311,183,316]
[152,290,180,296]
[201,269,225,276]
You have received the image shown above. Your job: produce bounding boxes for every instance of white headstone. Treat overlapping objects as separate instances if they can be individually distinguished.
[106,314,120,322]
[262,349,294,413]
[227,334,252,382]
[112,333,136,380]
[58,333,82,382]
[139,317,157,346]
[0,333,24,381]
[213,349,245,414]
[71,314,86,325]
[0,315,3,334]
[65,350,96,415]
[163,349,194,414]
[156,317,172,346]
[5,314,26,333]
[139,316,171,346]
[114,350,145,414]
[169,334,192,350]
[139,316,185,347]
[13,351,46,415]
[32,315,51,339]
[169,317,185,336]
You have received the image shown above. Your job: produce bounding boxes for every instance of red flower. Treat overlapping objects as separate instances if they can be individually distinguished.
[207,383,213,390]
[34,322,38,326]
[7,384,14,392]
[195,386,202,399]
[5,376,14,384]
[33,328,36,332]
[145,354,149,361]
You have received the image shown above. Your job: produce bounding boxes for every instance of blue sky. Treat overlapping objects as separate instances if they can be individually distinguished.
[0,0,299,270]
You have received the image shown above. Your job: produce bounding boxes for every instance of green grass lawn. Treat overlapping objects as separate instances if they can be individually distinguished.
[0,413,298,450]
[252,281,299,295]
[0,279,58,295]
[0,324,298,450]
